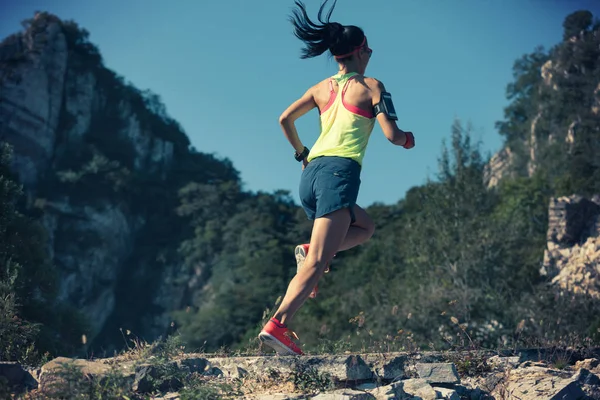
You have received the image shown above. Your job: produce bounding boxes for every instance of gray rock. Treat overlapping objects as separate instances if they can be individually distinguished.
[415,363,460,384]
[484,147,515,188]
[541,195,600,289]
[582,383,600,400]
[397,378,437,400]
[434,387,460,400]
[376,356,407,381]
[368,382,410,400]
[486,355,520,369]
[219,365,249,379]
[207,355,374,382]
[548,382,588,400]
[575,358,600,373]
[546,195,600,245]
[0,362,38,393]
[40,357,136,385]
[311,388,375,400]
[494,366,587,400]
[356,382,378,390]
[132,362,183,394]
[481,372,504,393]
[177,357,209,373]
[469,388,483,400]
[573,368,600,386]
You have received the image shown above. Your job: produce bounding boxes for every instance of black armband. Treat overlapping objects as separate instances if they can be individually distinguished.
[373,91,398,121]
[294,146,309,162]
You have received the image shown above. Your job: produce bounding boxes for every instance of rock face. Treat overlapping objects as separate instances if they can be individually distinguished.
[483,147,514,188]
[0,13,193,347]
[541,195,600,298]
[0,13,176,191]
[0,16,69,190]
[485,18,600,189]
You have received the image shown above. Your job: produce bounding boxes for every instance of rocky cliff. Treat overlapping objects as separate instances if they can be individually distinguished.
[484,11,600,192]
[0,12,238,350]
[480,11,600,316]
[541,195,600,299]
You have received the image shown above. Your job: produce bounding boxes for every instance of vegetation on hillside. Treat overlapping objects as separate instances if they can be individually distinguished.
[0,143,86,365]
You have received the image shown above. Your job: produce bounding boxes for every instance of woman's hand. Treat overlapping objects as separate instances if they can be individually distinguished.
[402,131,415,149]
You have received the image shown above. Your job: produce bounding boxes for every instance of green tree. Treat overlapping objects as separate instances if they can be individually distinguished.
[0,143,86,363]
[562,10,593,40]
[174,189,299,351]
[0,143,41,363]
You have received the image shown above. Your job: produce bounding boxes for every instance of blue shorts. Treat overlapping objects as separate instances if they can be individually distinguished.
[299,156,361,223]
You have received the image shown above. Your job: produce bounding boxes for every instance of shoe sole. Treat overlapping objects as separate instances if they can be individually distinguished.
[258,332,302,356]
[295,245,317,298]
[294,245,307,273]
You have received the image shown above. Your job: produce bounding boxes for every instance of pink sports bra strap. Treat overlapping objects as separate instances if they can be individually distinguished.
[320,79,337,114]
[341,75,373,119]
[341,75,356,96]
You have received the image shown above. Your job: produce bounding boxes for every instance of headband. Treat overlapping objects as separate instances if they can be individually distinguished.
[333,36,367,60]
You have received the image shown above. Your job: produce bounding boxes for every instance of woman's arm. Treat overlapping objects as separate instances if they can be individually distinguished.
[279,86,318,155]
[369,78,414,149]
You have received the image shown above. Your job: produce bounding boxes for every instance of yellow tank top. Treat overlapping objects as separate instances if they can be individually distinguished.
[307,72,376,166]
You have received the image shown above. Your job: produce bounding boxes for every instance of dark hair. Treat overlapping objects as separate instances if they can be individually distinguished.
[289,0,365,60]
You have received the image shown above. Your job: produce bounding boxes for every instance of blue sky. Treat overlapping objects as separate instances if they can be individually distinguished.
[1,0,597,206]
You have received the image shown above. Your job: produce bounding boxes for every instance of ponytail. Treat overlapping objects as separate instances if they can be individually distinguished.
[289,0,365,60]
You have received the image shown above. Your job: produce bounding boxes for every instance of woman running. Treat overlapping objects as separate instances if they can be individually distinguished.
[259,0,415,355]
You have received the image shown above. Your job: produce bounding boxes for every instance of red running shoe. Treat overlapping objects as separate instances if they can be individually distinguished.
[258,318,303,355]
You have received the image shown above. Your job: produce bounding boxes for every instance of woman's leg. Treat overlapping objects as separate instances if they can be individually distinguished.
[337,204,375,252]
[273,208,351,325]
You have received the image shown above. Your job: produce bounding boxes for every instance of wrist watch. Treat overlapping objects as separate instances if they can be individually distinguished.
[294,146,309,162]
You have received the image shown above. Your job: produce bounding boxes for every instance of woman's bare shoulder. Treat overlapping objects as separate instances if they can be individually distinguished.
[363,76,385,91]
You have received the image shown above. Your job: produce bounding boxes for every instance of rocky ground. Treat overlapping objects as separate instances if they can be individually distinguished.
[2,347,600,399]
